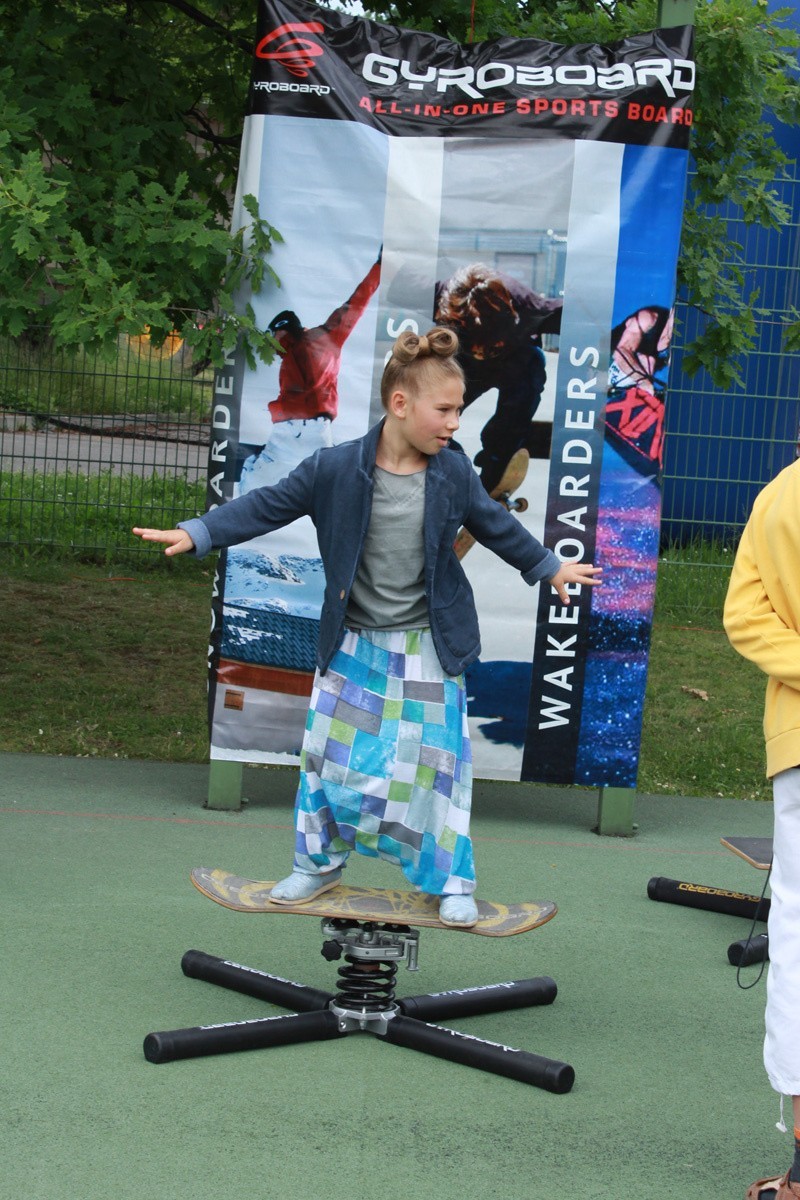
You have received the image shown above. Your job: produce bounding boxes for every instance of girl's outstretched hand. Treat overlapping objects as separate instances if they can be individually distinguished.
[549,562,603,605]
[132,527,195,556]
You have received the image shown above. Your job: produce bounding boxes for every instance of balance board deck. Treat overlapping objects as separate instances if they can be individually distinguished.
[190,868,557,937]
[721,836,773,870]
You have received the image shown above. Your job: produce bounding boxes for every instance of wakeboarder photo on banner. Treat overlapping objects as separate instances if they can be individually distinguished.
[565,143,686,788]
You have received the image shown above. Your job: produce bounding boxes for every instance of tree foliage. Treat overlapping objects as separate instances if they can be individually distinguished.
[373,0,800,387]
[0,0,279,366]
[1,0,799,383]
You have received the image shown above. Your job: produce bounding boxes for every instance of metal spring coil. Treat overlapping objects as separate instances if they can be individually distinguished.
[335,955,398,1011]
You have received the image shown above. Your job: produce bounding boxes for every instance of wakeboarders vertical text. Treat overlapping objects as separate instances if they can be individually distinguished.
[524,343,603,779]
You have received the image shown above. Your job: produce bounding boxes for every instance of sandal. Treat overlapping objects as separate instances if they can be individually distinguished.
[746,1171,800,1199]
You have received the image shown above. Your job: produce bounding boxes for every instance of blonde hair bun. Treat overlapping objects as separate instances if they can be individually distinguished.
[391,327,459,364]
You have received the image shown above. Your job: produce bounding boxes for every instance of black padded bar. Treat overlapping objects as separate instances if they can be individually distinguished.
[381,1013,574,1093]
[647,877,770,921]
[144,1008,343,1063]
[181,949,334,1011]
[397,976,557,1021]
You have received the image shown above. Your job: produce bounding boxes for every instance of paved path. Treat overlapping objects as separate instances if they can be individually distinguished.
[0,427,207,479]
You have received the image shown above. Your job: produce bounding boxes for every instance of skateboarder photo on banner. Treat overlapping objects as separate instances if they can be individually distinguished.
[238,249,382,492]
[724,459,800,1200]
[133,327,601,928]
[434,263,563,493]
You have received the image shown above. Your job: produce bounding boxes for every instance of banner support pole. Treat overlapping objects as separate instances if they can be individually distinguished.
[596,786,637,837]
[207,760,243,811]
[594,0,695,837]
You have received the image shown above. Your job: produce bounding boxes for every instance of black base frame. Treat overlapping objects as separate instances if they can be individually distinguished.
[144,919,574,1094]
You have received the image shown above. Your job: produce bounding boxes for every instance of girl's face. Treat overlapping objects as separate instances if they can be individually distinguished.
[394,375,464,456]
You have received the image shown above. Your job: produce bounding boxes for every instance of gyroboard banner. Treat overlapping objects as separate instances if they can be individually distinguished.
[205,0,693,787]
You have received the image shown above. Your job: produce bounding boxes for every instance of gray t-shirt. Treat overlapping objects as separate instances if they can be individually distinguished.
[346,466,429,630]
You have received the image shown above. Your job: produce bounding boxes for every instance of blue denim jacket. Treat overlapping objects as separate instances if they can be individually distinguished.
[179,420,560,676]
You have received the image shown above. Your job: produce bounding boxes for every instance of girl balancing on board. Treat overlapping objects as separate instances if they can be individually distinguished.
[133,327,601,927]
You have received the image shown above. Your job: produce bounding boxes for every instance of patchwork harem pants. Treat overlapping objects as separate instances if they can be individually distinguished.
[290,628,475,896]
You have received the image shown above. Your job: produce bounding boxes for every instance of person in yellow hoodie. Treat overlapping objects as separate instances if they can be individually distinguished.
[724,459,800,1200]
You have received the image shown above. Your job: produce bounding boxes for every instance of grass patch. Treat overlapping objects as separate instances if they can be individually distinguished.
[0,470,207,561]
[655,539,736,625]
[639,622,768,801]
[642,542,767,800]
[0,333,213,419]
[0,551,770,800]
[1,560,214,762]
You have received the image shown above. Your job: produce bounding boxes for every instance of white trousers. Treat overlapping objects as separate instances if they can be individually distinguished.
[238,417,334,495]
[764,767,800,1096]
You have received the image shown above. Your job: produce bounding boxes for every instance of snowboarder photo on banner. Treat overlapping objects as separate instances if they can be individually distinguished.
[239,248,382,491]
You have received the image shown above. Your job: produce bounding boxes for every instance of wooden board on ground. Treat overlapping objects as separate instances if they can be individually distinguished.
[721,836,773,871]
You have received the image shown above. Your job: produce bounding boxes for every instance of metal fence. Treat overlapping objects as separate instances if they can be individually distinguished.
[0,331,212,556]
[657,148,800,620]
